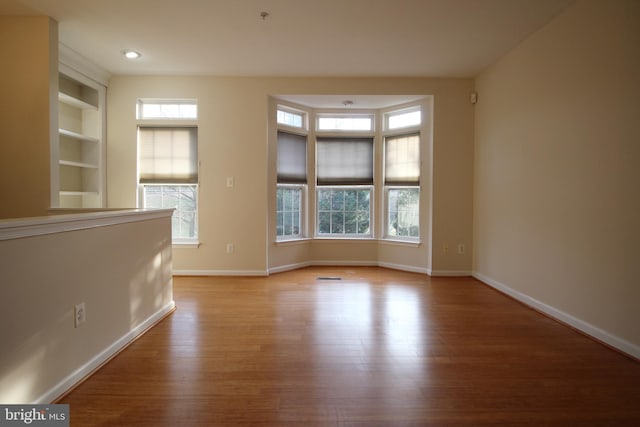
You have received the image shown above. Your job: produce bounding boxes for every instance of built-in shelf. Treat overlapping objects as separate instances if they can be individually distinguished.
[58,92,98,111]
[59,128,99,143]
[60,191,99,196]
[59,160,98,169]
[52,66,106,209]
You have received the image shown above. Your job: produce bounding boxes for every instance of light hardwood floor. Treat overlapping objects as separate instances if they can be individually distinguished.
[58,267,640,426]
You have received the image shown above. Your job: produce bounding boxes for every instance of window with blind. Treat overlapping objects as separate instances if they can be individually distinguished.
[277,131,307,239]
[139,127,198,184]
[385,133,420,239]
[138,125,199,243]
[316,137,373,237]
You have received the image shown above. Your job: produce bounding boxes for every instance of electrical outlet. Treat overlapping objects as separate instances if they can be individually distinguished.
[443,244,449,254]
[74,302,86,328]
[458,244,465,255]
[226,243,234,254]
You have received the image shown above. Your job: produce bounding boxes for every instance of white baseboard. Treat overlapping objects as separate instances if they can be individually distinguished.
[36,301,176,404]
[428,270,472,277]
[473,272,640,361]
[178,262,433,277]
[173,269,268,276]
[268,262,312,275]
[378,262,429,275]
[311,260,378,267]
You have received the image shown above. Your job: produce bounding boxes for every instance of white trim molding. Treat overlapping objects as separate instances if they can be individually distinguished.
[173,269,269,277]
[0,209,174,241]
[473,271,640,361]
[268,261,429,276]
[379,262,429,275]
[268,262,312,275]
[36,301,175,404]
[428,270,472,277]
[59,43,111,87]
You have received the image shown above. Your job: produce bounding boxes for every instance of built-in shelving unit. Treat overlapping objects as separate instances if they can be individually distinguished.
[52,65,106,208]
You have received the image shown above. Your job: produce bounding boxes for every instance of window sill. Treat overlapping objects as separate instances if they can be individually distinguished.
[273,237,421,247]
[276,237,312,246]
[313,236,376,242]
[172,241,201,249]
[380,238,421,247]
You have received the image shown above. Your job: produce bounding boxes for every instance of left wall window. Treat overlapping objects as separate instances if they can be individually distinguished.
[276,130,307,240]
[137,99,199,244]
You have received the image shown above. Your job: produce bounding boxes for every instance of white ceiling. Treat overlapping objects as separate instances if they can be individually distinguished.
[3,0,572,78]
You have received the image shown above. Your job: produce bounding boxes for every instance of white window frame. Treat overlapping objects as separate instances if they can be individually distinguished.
[382,103,423,242]
[276,104,309,242]
[137,98,199,246]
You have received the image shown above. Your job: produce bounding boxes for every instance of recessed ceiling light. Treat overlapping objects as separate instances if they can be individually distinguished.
[123,50,141,59]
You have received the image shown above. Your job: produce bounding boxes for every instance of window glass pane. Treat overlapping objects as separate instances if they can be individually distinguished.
[318,190,331,210]
[318,211,331,234]
[331,191,344,210]
[138,100,197,120]
[143,185,198,240]
[317,116,372,131]
[317,188,371,236]
[276,212,283,236]
[387,188,419,238]
[331,212,344,234]
[277,109,304,128]
[344,212,357,234]
[358,190,370,211]
[387,109,421,130]
[276,186,303,238]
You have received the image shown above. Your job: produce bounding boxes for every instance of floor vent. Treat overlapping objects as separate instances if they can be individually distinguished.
[316,277,342,280]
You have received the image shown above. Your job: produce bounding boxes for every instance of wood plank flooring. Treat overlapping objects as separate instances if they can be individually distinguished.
[58,267,640,426]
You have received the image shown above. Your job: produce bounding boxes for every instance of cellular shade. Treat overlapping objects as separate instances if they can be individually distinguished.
[316,137,374,185]
[138,127,198,183]
[385,133,420,185]
[277,131,307,184]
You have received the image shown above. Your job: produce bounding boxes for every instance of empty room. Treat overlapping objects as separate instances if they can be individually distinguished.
[1,0,639,425]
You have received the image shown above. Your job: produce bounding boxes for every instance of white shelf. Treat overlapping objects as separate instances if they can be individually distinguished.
[59,128,99,143]
[59,160,98,169]
[60,191,99,196]
[53,66,106,209]
[58,92,98,110]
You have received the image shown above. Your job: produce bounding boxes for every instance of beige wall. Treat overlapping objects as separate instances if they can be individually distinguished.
[474,0,640,353]
[0,210,174,403]
[0,16,57,219]
[107,76,474,274]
